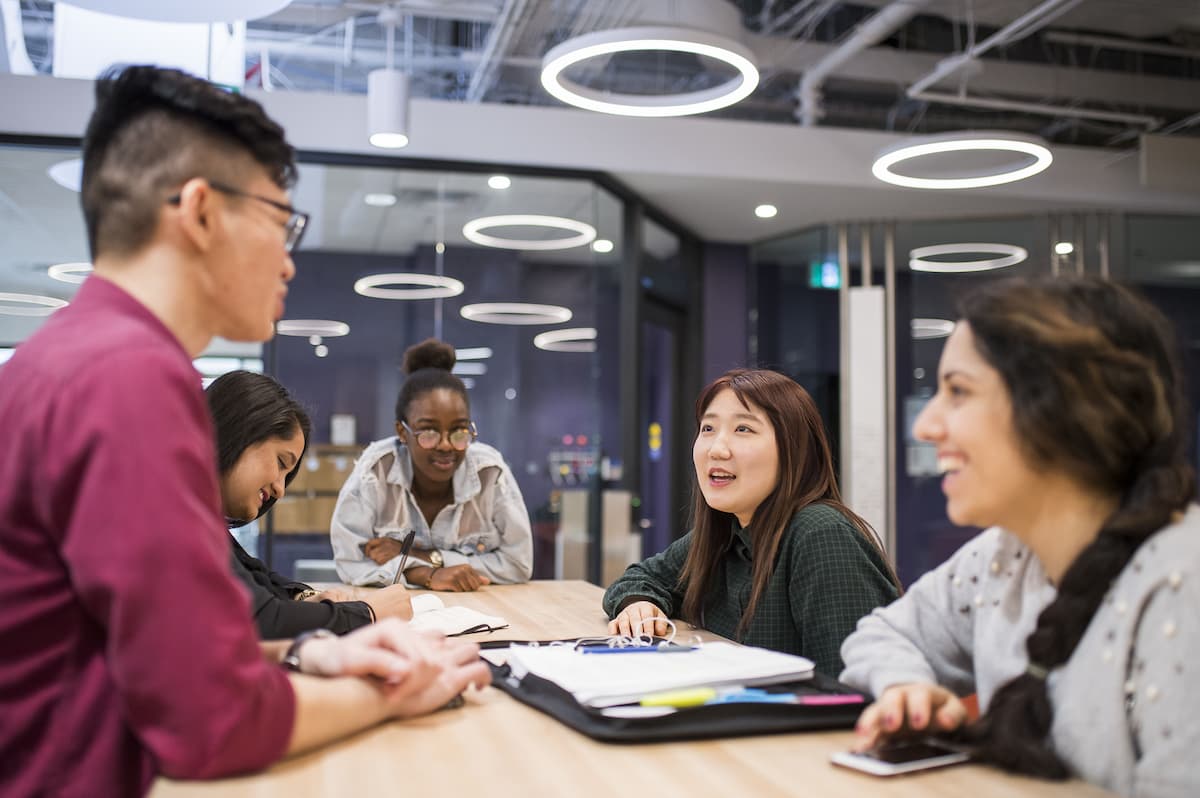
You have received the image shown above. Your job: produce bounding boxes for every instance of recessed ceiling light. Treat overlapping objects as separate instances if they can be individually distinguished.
[0,292,69,317]
[541,27,759,117]
[1054,241,1075,255]
[912,318,956,339]
[364,193,397,207]
[354,273,465,300]
[754,204,778,219]
[47,158,83,192]
[909,243,1028,273]
[460,302,573,325]
[462,215,596,251]
[455,347,493,360]
[314,344,329,357]
[488,175,511,190]
[308,335,322,346]
[47,262,92,284]
[591,239,614,254]
[872,132,1053,190]
[534,327,597,352]
[276,319,350,337]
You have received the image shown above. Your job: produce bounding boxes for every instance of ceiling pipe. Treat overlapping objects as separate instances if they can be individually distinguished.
[907,0,1087,97]
[1043,30,1200,60]
[796,0,933,127]
[905,0,1163,130]
[465,0,529,103]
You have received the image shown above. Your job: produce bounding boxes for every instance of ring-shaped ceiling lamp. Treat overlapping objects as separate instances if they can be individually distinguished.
[909,243,1028,273]
[0,292,68,317]
[276,319,350,337]
[47,262,93,284]
[462,215,597,251]
[354,273,465,300]
[60,0,291,23]
[47,158,82,192]
[460,303,573,326]
[912,318,956,340]
[534,327,598,353]
[872,132,1053,190]
[541,26,759,117]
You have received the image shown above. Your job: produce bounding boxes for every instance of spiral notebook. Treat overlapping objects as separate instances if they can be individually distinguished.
[505,642,814,708]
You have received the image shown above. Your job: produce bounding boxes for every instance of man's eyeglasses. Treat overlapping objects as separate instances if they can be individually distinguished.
[167,180,309,252]
[401,421,478,451]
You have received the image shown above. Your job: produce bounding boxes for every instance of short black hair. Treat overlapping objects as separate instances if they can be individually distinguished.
[81,64,296,258]
[394,338,470,422]
[206,370,312,504]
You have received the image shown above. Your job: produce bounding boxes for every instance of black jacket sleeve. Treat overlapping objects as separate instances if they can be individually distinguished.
[227,536,373,638]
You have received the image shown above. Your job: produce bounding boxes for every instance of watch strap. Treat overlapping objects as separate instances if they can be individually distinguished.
[282,628,335,672]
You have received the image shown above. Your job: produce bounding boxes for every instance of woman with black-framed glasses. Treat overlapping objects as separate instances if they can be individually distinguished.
[331,339,533,591]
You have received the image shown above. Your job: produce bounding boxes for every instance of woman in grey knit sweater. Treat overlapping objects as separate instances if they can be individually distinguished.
[840,277,1197,797]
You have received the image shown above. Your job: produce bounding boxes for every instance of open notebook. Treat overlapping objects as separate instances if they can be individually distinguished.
[506,642,814,708]
[407,594,509,636]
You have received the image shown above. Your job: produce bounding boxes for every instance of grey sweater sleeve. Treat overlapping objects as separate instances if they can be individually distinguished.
[1129,574,1200,798]
[839,531,997,698]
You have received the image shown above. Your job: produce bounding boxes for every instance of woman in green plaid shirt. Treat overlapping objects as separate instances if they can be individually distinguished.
[604,368,901,676]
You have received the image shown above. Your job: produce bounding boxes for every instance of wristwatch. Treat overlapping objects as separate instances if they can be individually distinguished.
[293,587,320,602]
[423,549,444,587]
[281,628,335,672]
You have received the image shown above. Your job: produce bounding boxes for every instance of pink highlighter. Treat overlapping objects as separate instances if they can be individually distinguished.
[798,694,867,706]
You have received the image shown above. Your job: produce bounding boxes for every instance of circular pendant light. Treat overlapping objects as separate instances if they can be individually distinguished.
[47,262,93,284]
[0,292,68,317]
[462,215,596,251]
[353,273,465,300]
[541,26,759,117]
[909,243,1028,273]
[873,132,1053,190]
[460,303,573,325]
[276,319,350,337]
[534,327,598,353]
[47,159,83,192]
[60,0,291,23]
[912,318,956,340]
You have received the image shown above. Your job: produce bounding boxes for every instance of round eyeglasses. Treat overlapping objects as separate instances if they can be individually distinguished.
[400,420,478,451]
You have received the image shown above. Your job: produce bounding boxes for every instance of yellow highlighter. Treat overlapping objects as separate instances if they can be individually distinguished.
[639,687,718,708]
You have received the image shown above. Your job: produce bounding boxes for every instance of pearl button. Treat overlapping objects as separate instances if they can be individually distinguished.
[1163,620,1177,639]
[1124,679,1137,694]
[953,576,962,587]
[974,594,984,607]
[1102,649,1113,663]
[990,561,1000,574]
[1168,571,1183,589]
[1146,685,1160,702]
[1116,599,1128,615]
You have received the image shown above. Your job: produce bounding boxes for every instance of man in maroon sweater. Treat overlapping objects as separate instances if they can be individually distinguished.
[0,66,489,797]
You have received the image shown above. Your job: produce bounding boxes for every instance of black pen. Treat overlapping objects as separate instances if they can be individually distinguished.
[391,530,417,586]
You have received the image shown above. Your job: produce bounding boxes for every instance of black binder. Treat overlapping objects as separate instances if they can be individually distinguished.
[487,660,868,744]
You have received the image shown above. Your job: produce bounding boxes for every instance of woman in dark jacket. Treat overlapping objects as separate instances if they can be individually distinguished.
[207,370,412,637]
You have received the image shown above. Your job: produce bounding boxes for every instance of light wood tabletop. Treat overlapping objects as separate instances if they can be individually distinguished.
[152,580,1114,798]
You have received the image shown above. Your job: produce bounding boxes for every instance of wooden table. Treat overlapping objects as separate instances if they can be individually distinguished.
[152,581,1113,798]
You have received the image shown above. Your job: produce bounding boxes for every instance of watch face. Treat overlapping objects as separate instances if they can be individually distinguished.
[429,550,444,567]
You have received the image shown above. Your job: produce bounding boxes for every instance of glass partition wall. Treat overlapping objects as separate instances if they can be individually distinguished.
[755,212,1200,587]
[0,141,699,582]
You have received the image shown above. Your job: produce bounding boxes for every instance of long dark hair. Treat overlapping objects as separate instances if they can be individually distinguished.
[678,369,900,635]
[394,338,470,423]
[205,370,312,519]
[959,277,1194,777]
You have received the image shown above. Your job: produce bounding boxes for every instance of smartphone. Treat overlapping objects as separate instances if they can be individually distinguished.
[830,739,970,777]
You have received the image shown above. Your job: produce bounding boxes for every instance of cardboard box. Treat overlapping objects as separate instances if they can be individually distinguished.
[271,496,312,534]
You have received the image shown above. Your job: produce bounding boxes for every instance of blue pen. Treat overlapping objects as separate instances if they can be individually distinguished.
[578,645,696,655]
[706,688,797,705]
